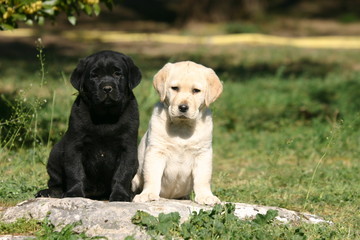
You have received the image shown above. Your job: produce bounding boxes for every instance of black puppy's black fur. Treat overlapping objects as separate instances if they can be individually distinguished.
[36,50,141,201]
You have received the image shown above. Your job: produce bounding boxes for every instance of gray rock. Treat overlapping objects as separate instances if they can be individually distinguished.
[0,236,34,240]
[0,198,331,240]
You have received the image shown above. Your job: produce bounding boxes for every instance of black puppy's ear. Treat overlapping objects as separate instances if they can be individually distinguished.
[125,56,142,89]
[70,58,86,91]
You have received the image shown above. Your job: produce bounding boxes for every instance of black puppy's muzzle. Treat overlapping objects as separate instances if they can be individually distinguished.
[102,85,113,94]
[97,80,120,104]
[99,82,116,94]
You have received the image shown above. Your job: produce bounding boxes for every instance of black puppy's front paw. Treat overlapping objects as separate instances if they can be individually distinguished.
[109,189,133,202]
[64,184,85,198]
[35,189,51,198]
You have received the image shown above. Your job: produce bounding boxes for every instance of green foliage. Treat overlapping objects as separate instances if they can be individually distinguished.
[0,218,41,234]
[180,204,243,239]
[0,0,114,30]
[132,204,326,240]
[338,13,359,23]
[132,205,239,239]
[0,177,41,200]
[0,39,51,156]
[131,204,350,239]
[132,211,181,239]
[123,236,136,240]
[34,218,106,240]
[252,209,279,225]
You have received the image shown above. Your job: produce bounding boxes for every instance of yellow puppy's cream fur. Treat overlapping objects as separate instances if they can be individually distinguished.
[132,61,222,205]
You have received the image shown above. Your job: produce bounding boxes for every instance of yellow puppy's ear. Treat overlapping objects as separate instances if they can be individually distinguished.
[153,63,172,102]
[205,68,223,107]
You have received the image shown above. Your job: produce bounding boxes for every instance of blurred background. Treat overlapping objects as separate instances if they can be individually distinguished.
[0,1,359,238]
[92,0,360,35]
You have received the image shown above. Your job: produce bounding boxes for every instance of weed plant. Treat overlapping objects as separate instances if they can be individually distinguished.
[0,44,359,238]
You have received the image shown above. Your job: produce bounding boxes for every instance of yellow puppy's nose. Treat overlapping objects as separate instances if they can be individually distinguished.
[178,104,189,113]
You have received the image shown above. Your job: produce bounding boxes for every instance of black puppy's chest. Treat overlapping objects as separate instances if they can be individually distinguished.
[82,136,122,177]
[91,147,117,164]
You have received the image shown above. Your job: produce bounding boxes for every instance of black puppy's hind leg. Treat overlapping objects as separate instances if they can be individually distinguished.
[35,143,64,198]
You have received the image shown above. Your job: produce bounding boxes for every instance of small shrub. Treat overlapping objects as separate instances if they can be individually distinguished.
[0,0,114,30]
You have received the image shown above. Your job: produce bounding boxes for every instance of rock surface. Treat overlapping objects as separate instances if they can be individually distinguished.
[1,198,330,239]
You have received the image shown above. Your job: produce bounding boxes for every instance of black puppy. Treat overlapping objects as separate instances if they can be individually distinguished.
[36,50,141,201]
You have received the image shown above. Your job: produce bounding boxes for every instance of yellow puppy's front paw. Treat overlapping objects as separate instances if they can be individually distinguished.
[195,194,221,206]
[133,192,160,203]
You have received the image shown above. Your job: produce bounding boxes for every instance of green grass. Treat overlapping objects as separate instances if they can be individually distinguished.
[0,217,104,239]
[0,218,41,235]
[0,44,359,238]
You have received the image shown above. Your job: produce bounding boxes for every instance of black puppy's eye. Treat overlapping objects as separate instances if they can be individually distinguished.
[90,72,98,78]
[113,71,123,78]
[171,86,179,91]
[192,88,201,93]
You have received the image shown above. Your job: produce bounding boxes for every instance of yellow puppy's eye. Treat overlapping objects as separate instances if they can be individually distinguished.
[192,88,201,93]
[171,86,179,91]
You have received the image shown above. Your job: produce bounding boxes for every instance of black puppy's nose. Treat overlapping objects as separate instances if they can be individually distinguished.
[178,104,189,113]
[103,86,113,93]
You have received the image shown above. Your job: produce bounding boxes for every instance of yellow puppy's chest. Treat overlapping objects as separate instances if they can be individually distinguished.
[160,150,195,199]
[150,104,213,199]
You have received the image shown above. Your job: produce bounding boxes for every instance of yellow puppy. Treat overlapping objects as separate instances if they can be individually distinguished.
[132,61,223,205]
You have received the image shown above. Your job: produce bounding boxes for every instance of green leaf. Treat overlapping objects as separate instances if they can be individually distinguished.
[11,13,27,21]
[93,4,100,16]
[43,8,55,16]
[104,0,113,10]
[38,16,44,25]
[124,236,136,240]
[84,5,92,15]
[0,23,15,30]
[79,2,85,9]
[42,0,57,8]
[252,209,278,225]
[158,212,180,224]
[131,210,158,227]
[67,15,76,25]
[25,19,33,26]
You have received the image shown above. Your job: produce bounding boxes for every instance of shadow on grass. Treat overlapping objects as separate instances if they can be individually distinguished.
[0,41,342,83]
[0,41,85,81]
[170,53,341,80]
[215,59,339,80]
